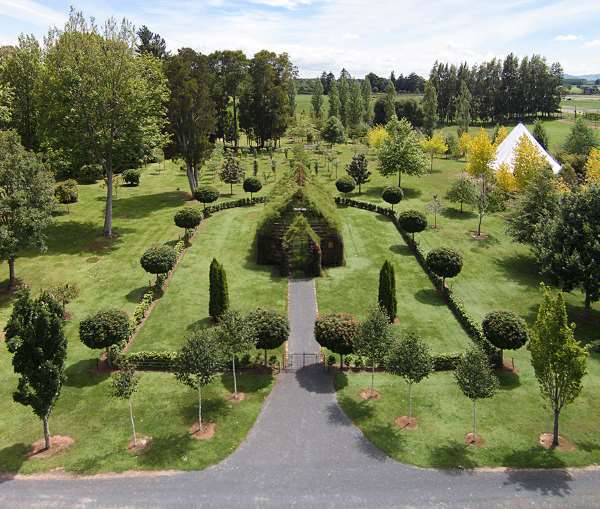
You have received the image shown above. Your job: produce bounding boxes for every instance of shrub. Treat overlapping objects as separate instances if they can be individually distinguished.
[482,310,529,359]
[397,209,427,240]
[327,354,336,368]
[78,163,103,184]
[382,186,403,210]
[195,186,220,208]
[243,177,262,199]
[123,168,141,186]
[79,309,131,363]
[133,291,154,325]
[54,179,78,205]
[426,248,463,286]
[314,313,358,366]
[246,308,289,364]
[344,355,355,369]
[174,208,202,243]
[140,245,177,283]
[335,176,355,195]
[354,356,364,369]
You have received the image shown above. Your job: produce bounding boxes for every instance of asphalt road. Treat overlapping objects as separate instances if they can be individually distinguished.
[1,279,599,508]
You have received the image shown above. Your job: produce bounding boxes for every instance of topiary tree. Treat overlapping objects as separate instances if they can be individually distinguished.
[321,115,345,145]
[385,334,433,421]
[314,313,358,368]
[5,290,67,451]
[397,209,427,241]
[335,176,355,196]
[123,168,141,186]
[482,310,529,367]
[174,328,225,433]
[243,176,262,200]
[246,308,289,365]
[454,346,499,444]
[110,361,140,447]
[378,260,397,323]
[426,247,463,287]
[79,308,130,365]
[54,179,78,213]
[209,258,229,320]
[382,186,403,211]
[174,208,202,244]
[194,186,220,209]
[140,245,177,286]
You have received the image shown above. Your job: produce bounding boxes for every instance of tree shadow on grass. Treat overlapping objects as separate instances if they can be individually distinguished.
[0,443,29,479]
[125,286,151,303]
[178,396,229,425]
[414,288,446,307]
[111,190,189,220]
[137,432,193,468]
[402,187,422,200]
[428,440,478,471]
[336,394,375,423]
[389,244,413,257]
[334,370,349,390]
[64,359,111,388]
[363,186,386,200]
[442,207,477,220]
[494,253,539,286]
[186,318,212,333]
[497,369,521,390]
[220,372,273,394]
[359,422,407,459]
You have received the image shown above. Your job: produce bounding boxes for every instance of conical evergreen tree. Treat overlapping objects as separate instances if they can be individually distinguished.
[378,260,397,322]
[209,259,229,320]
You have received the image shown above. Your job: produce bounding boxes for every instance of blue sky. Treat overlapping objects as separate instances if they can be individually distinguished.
[1,0,599,77]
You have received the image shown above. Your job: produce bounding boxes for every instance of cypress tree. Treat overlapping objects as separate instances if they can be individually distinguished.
[219,263,230,316]
[209,258,229,320]
[378,260,397,322]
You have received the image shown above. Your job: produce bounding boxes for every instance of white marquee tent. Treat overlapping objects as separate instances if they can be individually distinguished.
[491,123,561,175]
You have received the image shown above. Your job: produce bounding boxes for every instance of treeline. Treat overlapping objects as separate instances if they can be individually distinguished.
[429,54,563,123]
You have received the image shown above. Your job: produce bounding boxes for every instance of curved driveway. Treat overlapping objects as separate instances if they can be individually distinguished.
[1,279,599,508]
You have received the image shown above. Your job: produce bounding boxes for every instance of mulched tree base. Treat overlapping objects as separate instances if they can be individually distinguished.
[228,392,246,403]
[360,388,381,401]
[189,422,216,441]
[394,416,418,430]
[128,435,153,454]
[470,231,489,241]
[501,358,519,374]
[27,436,74,459]
[539,433,576,452]
[465,433,485,447]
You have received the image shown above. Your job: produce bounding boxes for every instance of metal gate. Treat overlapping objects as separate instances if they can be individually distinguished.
[282,352,322,371]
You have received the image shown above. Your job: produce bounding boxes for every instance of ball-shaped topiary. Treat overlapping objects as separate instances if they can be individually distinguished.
[246,308,289,364]
[482,311,529,353]
[174,207,202,230]
[140,245,177,279]
[314,313,358,367]
[335,176,355,195]
[54,179,78,205]
[426,247,463,286]
[194,186,220,208]
[382,186,404,210]
[397,209,427,240]
[123,168,141,186]
[79,308,131,359]
[243,177,263,199]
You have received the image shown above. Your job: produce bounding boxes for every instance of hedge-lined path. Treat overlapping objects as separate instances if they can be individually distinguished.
[1,279,599,507]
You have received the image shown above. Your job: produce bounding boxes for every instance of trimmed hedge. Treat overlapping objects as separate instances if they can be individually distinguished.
[202,197,265,218]
[124,351,179,371]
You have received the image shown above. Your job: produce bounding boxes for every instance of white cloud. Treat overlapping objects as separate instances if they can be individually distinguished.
[583,39,600,48]
[0,0,64,26]
[554,34,579,41]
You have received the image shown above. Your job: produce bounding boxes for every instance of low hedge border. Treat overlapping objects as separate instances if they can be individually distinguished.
[336,197,500,366]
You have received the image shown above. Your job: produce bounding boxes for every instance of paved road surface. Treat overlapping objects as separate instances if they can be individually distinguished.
[1,279,599,508]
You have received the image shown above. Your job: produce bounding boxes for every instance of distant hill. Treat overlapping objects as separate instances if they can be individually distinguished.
[564,73,600,81]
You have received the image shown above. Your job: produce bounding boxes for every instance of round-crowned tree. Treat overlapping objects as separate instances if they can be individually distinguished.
[426,247,463,287]
[174,208,202,244]
[54,179,78,205]
[336,176,355,196]
[397,209,427,241]
[243,177,263,200]
[482,310,529,366]
[246,308,289,365]
[140,245,177,285]
[314,313,358,368]
[321,116,345,145]
[123,169,141,186]
[194,186,220,209]
[79,309,130,364]
[382,186,404,211]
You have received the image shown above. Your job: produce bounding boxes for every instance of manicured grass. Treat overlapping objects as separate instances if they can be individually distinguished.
[317,207,470,354]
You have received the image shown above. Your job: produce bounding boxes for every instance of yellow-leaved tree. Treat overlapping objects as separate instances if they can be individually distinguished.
[495,163,517,193]
[466,129,495,181]
[494,126,509,146]
[584,147,600,184]
[513,135,548,191]
[458,131,472,159]
[421,133,448,173]
[367,125,389,149]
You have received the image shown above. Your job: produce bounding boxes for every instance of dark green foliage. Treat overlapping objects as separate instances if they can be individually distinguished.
[345,153,370,193]
[246,308,289,363]
[314,313,358,365]
[140,245,177,277]
[123,168,141,186]
[79,308,130,353]
[194,186,220,208]
[174,207,202,230]
[532,120,550,150]
[209,258,229,320]
[455,346,498,401]
[397,209,427,239]
[243,177,262,199]
[378,260,397,322]
[78,163,103,184]
[381,186,403,210]
[395,98,424,128]
[220,153,244,194]
[426,248,463,285]
[335,176,355,195]
[445,174,477,213]
[282,214,322,277]
[321,116,345,145]
[4,290,67,449]
[54,179,78,205]
[482,310,529,351]
[563,117,599,156]
[111,362,140,400]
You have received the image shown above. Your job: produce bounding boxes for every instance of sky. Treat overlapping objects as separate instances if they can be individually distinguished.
[0,0,599,78]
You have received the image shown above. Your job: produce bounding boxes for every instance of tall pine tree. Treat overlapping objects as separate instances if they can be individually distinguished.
[378,260,397,322]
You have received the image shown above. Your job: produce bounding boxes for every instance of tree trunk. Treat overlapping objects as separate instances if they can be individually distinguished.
[398,170,402,187]
[371,362,375,393]
[264,349,268,367]
[129,399,137,447]
[103,164,113,238]
[477,213,483,237]
[232,356,238,396]
[460,201,463,213]
[43,414,51,450]
[472,400,477,438]
[8,256,16,289]
[233,95,239,150]
[185,161,197,196]
[198,383,202,430]
[430,154,434,173]
[408,383,413,418]
[552,409,560,448]
[583,290,591,319]
[230,183,233,196]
